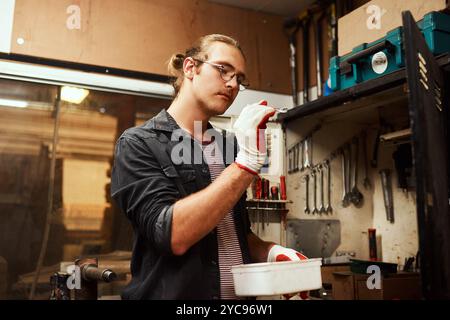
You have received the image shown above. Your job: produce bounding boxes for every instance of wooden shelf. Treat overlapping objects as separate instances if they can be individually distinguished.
[246,199,292,203]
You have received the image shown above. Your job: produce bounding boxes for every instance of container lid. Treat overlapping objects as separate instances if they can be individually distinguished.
[420,11,450,33]
[231,258,322,274]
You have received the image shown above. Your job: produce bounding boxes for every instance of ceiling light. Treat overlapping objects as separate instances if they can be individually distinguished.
[61,86,89,104]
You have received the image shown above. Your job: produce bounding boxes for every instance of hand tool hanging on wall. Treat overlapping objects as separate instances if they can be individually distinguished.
[283,16,301,106]
[371,129,381,168]
[261,178,267,231]
[262,179,270,230]
[324,159,333,214]
[304,137,311,170]
[349,137,364,207]
[266,131,272,169]
[341,145,350,207]
[300,140,305,171]
[318,164,326,214]
[311,168,319,215]
[361,130,372,189]
[288,146,293,174]
[280,176,287,201]
[294,143,299,172]
[271,185,279,226]
[271,186,279,201]
[303,174,310,214]
[379,169,395,223]
[280,176,288,228]
[255,177,262,234]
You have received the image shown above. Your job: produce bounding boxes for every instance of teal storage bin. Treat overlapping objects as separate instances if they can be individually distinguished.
[419,10,450,54]
[330,11,450,91]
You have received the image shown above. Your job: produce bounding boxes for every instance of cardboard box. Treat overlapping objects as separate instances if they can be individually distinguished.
[338,0,447,55]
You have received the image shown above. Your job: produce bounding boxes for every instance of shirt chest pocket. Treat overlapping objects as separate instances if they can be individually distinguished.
[178,168,196,184]
[164,164,199,196]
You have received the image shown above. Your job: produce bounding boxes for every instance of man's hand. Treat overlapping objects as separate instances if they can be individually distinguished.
[233,100,275,175]
[267,245,309,300]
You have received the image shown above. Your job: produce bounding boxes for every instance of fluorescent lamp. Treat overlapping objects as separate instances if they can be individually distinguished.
[0,60,174,98]
[61,86,89,104]
[0,98,28,108]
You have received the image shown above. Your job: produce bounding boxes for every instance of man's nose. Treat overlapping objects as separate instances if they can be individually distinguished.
[225,76,239,89]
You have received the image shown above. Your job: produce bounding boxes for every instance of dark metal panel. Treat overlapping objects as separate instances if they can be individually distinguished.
[403,10,450,299]
[286,219,341,258]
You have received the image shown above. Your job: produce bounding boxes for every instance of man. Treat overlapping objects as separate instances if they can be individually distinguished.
[111,34,307,299]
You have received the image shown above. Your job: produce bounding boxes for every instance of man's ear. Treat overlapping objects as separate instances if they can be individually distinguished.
[183,57,195,79]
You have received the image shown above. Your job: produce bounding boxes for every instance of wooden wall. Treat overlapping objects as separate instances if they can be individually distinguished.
[8,0,383,100]
[11,0,291,94]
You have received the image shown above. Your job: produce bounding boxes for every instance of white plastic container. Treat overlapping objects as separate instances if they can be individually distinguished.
[231,258,322,297]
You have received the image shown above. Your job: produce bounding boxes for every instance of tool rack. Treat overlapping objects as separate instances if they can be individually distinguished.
[278,12,450,299]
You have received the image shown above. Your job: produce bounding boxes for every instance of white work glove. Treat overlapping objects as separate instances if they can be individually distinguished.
[267,245,309,300]
[267,244,308,262]
[233,100,276,175]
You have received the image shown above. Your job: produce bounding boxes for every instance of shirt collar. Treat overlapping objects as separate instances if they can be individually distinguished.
[150,109,216,133]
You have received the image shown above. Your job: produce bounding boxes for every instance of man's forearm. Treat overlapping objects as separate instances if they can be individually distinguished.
[171,163,254,255]
[247,232,275,262]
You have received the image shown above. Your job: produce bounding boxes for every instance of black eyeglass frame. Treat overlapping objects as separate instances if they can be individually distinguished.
[192,58,249,91]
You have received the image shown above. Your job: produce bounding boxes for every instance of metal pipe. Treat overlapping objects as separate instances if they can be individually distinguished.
[302,17,310,103]
[283,17,301,106]
[29,87,62,300]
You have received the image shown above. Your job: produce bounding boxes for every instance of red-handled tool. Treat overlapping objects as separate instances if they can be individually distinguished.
[255,177,262,199]
[279,176,287,228]
[280,176,287,200]
[271,186,279,200]
[263,179,270,200]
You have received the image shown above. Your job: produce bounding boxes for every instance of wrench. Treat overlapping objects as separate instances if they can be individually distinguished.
[350,137,364,208]
[325,160,333,214]
[304,174,310,214]
[294,143,299,172]
[379,169,394,223]
[311,169,319,214]
[304,137,311,169]
[288,149,291,173]
[319,164,326,214]
[300,140,305,171]
[341,146,350,207]
[361,131,372,189]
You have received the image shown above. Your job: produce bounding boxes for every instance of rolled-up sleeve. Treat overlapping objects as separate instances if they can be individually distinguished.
[111,135,179,256]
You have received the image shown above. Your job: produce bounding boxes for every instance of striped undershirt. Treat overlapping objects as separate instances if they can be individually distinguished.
[201,140,243,300]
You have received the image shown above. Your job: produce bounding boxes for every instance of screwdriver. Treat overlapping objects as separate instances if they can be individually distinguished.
[264,179,270,228]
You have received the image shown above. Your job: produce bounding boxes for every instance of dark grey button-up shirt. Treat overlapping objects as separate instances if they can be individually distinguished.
[111,109,252,300]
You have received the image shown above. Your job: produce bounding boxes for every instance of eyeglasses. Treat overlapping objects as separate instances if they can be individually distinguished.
[193,58,249,91]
